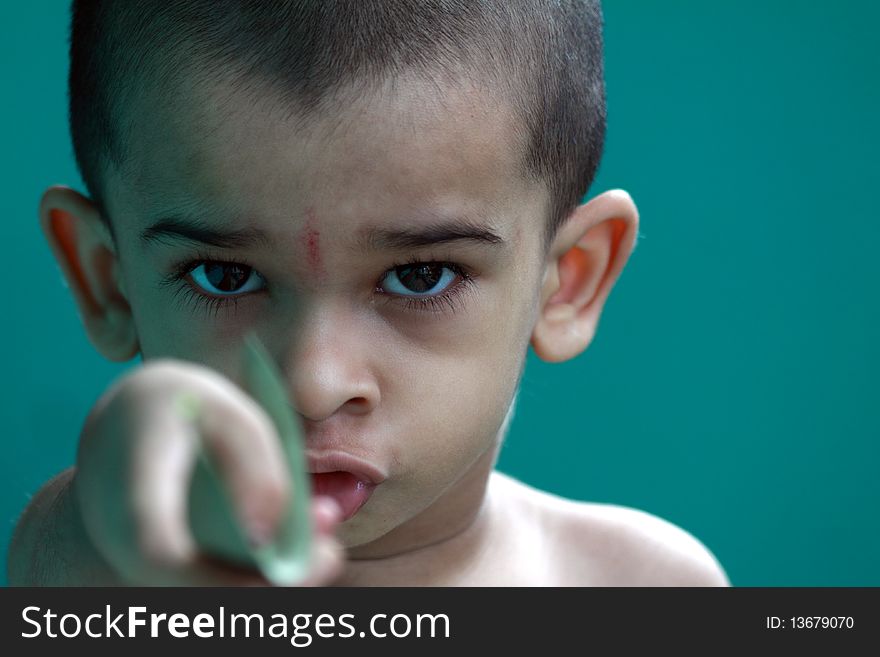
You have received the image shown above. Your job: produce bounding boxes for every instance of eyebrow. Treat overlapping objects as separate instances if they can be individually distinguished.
[357,218,506,251]
[140,214,506,252]
[140,217,272,249]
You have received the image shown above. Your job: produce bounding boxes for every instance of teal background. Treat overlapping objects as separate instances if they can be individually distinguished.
[2,2,878,586]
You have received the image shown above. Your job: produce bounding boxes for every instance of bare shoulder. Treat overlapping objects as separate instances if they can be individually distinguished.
[490,471,730,587]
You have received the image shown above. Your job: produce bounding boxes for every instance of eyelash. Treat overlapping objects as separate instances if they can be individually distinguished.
[159,250,477,318]
[376,255,477,316]
[158,251,253,319]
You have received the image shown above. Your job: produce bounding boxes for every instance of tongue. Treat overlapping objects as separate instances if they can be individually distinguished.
[310,472,374,521]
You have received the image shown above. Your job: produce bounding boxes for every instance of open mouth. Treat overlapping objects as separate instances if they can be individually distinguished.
[309,471,377,521]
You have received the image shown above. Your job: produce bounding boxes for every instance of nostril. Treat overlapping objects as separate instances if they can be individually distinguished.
[346,397,372,413]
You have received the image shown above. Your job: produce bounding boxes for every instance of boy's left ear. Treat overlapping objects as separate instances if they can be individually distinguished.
[530,189,639,362]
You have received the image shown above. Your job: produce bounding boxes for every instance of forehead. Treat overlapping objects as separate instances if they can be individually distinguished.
[110,70,546,244]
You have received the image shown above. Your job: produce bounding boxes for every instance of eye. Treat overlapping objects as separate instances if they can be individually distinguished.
[187,261,265,296]
[379,262,458,297]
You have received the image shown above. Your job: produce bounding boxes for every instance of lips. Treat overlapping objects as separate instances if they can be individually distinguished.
[306,451,385,522]
[310,472,376,521]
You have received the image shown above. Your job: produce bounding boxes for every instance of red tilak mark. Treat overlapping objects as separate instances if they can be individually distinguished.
[303,207,324,277]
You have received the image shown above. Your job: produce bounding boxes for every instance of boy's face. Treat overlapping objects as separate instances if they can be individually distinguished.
[102,72,551,555]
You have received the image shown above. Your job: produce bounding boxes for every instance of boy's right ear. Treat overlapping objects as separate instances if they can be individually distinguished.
[39,186,139,362]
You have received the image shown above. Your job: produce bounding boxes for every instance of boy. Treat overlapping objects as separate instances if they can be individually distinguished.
[8,0,728,586]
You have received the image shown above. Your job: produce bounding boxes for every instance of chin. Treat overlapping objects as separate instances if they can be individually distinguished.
[335,510,394,551]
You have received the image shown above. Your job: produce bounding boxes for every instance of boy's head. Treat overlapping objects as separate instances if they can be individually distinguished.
[42,0,638,554]
[68,0,607,248]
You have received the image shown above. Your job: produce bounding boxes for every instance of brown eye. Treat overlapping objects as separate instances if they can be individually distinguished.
[188,261,265,295]
[381,262,457,296]
[398,264,443,292]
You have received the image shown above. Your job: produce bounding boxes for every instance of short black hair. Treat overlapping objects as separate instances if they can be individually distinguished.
[69,0,605,245]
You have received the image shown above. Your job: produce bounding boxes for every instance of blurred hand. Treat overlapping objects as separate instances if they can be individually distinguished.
[73,359,343,586]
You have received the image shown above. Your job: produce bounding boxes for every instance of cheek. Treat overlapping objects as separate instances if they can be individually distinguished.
[387,276,534,460]
[127,277,247,372]
[390,334,524,482]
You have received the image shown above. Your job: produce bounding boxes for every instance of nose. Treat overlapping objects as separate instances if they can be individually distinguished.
[280,303,380,423]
